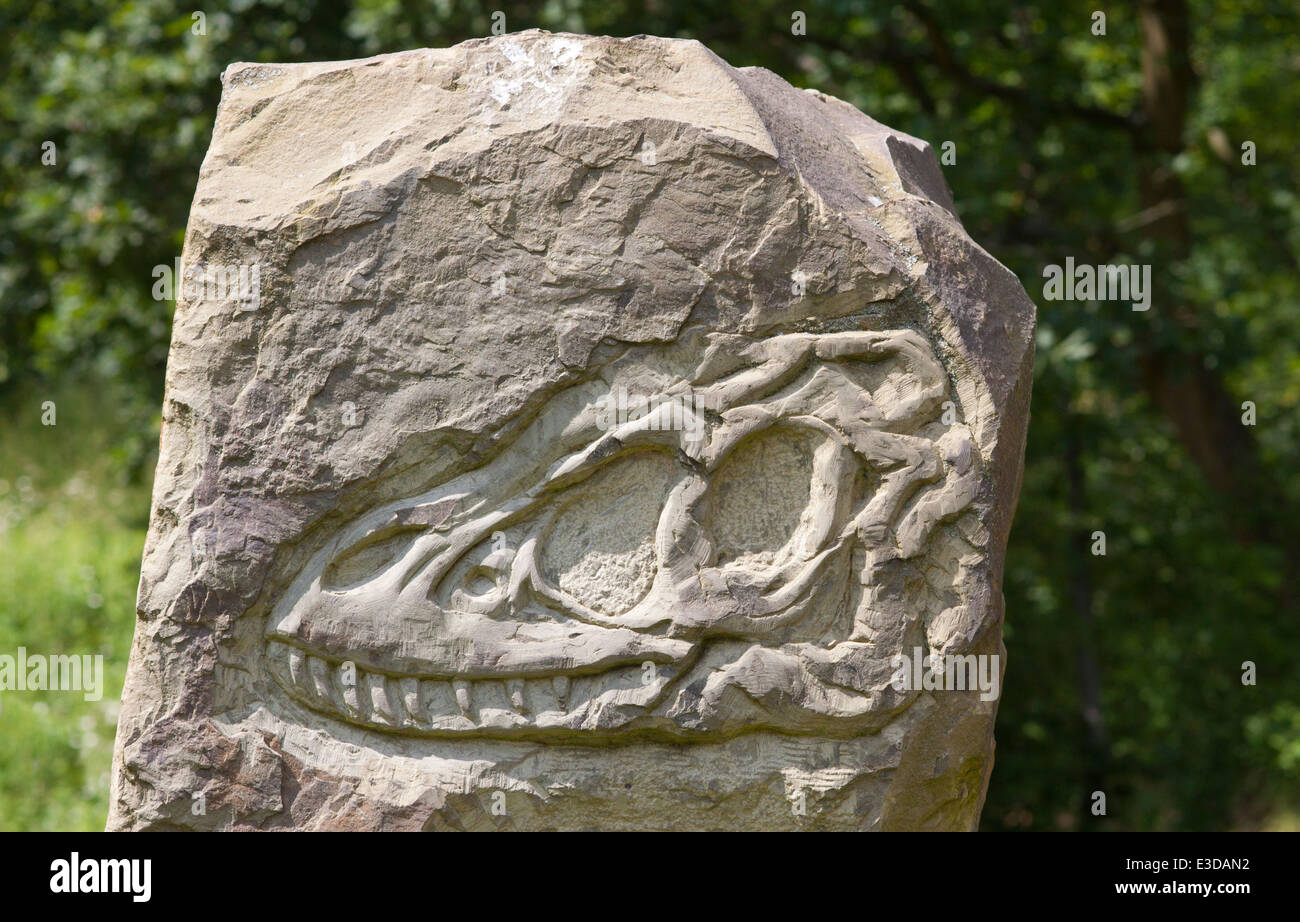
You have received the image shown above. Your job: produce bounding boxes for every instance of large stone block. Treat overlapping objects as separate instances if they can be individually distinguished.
[109,30,1035,830]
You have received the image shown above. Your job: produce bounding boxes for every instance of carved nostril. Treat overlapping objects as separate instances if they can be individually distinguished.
[453,562,509,607]
[465,551,513,596]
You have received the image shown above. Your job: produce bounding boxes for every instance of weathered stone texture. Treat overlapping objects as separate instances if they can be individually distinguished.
[109,30,1034,831]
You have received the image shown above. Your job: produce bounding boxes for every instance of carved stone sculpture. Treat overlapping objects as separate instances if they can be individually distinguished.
[109,30,1035,831]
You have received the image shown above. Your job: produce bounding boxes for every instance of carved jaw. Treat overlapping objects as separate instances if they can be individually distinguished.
[262,330,978,739]
[262,638,687,734]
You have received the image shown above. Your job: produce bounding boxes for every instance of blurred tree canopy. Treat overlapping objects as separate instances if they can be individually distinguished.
[1,0,1297,830]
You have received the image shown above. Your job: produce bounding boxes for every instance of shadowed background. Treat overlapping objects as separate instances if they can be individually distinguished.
[1,0,1296,831]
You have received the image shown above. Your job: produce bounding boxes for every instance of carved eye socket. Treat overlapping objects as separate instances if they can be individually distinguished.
[538,450,680,616]
[707,428,818,568]
[322,526,422,590]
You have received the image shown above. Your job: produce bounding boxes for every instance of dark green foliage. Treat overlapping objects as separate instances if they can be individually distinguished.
[1,0,1295,829]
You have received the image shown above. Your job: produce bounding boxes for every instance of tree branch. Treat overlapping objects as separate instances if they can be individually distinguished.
[905,1,1138,132]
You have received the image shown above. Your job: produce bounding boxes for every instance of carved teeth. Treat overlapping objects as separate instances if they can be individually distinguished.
[267,641,664,733]
[340,665,362,715]
[453,679,473,716]
[307,655,333,702]
[507,679,527,713]
[400,677,422,726]
[288,648,306,687]
[368,672,397,724]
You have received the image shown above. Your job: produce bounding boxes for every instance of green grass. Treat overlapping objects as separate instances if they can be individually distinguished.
[0,384,155,830]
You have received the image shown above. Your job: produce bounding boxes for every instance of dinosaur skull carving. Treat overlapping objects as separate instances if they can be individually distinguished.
[264,329,980,739]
